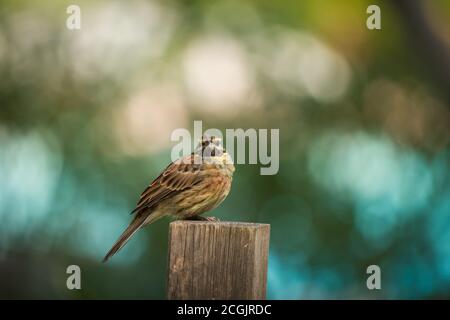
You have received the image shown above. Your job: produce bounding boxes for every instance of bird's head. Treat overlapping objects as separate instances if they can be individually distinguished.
[195,135,225,157]
[194,135,234,175]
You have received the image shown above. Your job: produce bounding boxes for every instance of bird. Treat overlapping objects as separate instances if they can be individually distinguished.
[103,135,235,262]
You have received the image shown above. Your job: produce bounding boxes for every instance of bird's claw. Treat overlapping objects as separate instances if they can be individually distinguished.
[204,216,220,222]
[183,216,220,222]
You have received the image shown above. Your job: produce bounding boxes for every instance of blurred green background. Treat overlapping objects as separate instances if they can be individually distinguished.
[0,0,449,299]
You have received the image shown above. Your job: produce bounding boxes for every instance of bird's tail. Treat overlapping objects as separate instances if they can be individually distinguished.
[102,211,164,263]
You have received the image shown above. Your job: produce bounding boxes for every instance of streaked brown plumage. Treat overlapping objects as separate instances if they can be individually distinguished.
[103,136,234,262]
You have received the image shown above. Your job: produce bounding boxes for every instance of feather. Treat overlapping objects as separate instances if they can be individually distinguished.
[131,154,202,214]
[102,210,164,262]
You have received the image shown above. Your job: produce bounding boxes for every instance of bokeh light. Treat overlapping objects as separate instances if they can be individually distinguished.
[0,0,449,299]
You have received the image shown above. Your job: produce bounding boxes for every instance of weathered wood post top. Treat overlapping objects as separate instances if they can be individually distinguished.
[167,220,270,300]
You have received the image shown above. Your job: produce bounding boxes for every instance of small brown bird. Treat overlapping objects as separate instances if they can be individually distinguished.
[103,135,234,262]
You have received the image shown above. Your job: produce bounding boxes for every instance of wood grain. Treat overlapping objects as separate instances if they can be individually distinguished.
[167,221,270,300]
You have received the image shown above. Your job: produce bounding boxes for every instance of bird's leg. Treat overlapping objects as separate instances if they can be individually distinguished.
[203,216,220,222]
[183,215,220,222]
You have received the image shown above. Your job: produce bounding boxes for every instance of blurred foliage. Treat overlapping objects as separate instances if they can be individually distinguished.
[0,0,449,299]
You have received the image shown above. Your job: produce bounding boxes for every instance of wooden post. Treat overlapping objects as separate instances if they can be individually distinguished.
[167,221,270,300]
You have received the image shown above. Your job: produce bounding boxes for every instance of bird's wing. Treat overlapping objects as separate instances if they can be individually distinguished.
[131,154,201,215]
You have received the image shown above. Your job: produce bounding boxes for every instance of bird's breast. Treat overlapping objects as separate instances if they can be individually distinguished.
[170,169,232,218]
